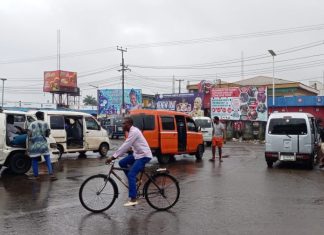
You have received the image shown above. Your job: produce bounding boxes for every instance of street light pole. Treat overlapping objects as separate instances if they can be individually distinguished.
[268,50,276,106]
[0,78,7,108]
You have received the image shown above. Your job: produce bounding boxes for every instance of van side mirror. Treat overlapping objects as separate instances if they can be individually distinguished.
[197,126,201,132]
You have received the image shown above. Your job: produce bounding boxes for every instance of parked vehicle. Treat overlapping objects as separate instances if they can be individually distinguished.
[0,110,59,174]
[265,112,320,169]
[28,110,110,157]
[100,116,125,139]
[193,116,213,146]
[130,109,204,164]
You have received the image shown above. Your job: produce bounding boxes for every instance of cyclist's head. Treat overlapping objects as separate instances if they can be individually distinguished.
[122,116,133,132]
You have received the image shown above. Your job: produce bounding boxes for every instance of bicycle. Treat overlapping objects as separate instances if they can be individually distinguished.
[79,160,180,212]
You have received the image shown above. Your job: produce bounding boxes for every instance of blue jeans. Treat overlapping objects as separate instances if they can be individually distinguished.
[119,154,151,199]
[32,154,53,177]
[12,134,27,146]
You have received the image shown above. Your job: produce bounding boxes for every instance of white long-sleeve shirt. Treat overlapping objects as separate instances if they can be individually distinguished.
[113,126,153,159]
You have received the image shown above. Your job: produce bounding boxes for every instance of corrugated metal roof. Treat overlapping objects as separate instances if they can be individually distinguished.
[233,76,295,86]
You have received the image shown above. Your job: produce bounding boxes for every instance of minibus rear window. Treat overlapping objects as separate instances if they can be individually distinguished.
[131,114,155,131]
[268,118,307,135]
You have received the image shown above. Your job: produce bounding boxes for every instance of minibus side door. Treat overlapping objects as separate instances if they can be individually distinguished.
[84,116,101,150]
[48,115,67,150]
[159,116,177,154]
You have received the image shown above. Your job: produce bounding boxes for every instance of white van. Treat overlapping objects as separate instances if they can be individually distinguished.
[29,110,110,157]
[0,110,59,174]
[193,117,213,146]
[265,112,320,169]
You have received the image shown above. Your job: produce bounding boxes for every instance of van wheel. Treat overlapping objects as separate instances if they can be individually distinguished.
[306,156,314,170]
[195,144,204,160]
[266,160,273,168]
[9,152,31,175]
[99,143,109,157]
[157,154,170,164]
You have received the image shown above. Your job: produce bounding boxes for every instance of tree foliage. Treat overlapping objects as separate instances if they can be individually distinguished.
[83,95,98,106]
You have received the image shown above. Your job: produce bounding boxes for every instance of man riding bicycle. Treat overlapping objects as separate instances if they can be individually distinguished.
[106,116,153,206]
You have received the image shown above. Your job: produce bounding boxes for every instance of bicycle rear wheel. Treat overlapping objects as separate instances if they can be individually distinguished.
[79,174,117,213]
[144,173,180,210]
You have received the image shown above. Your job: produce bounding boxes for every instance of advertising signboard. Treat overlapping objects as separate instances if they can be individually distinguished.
[98,89,142,116]
[43,70,77,92]
[211,86,267,121]
[156,93,204,117]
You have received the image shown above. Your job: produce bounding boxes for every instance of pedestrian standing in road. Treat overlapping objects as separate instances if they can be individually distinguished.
[105,116,153,207]
[28,111,57,180]
[210,116,226,162]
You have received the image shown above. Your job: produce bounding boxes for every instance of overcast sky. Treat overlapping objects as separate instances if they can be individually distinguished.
[0,0,324,104]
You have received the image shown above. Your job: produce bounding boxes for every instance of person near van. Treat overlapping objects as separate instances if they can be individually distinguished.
[105,116,153,207]
[6,114,27,146]
[210,116,226,162]
[28,111,57,181]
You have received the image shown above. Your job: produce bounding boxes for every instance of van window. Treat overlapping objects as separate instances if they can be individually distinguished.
[143,115,155,130]
[194,119,212,128]
[50,116,65,129]
[309,118,315,134]
[86,117,100,130]
[131,114,155,131]
[14,115,26,122]
[161,116,175,130]
[186,117,197,132]
[268,118,307,135]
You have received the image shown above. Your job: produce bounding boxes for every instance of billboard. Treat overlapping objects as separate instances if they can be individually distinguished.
[156,93,204,117]
[43,70,77,92]
[210,86,267,121]
[98,89,142,116]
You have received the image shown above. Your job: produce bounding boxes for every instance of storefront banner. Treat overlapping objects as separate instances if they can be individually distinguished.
[98,89,142,116]
[211,86,267,121]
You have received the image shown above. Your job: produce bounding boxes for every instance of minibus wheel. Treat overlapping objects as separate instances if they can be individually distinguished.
[9,152,31,175]
[195,144,204,160]
[99,143,109,157]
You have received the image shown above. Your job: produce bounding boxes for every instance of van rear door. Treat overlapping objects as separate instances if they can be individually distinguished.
[267,117,310,154]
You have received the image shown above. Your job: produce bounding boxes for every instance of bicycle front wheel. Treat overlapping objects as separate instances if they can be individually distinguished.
[79,174,117,213]
[144,173,180,211]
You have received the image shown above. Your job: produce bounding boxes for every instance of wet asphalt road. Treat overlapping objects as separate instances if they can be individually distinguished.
[0,140,324,235]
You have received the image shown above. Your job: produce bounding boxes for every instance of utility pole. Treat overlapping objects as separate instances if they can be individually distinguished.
[172,75,175,94]
[0,78,7,108]
[241,51,244,80]
[175,79,184,94]
[117,46,130,115]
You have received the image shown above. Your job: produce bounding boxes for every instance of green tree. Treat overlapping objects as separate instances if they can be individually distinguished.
[83,95,98,106]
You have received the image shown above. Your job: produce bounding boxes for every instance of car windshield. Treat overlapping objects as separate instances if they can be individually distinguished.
[268,118,307,135]
[194,119,212,128]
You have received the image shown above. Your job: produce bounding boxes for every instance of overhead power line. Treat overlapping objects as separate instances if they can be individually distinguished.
[1,24,324,65]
